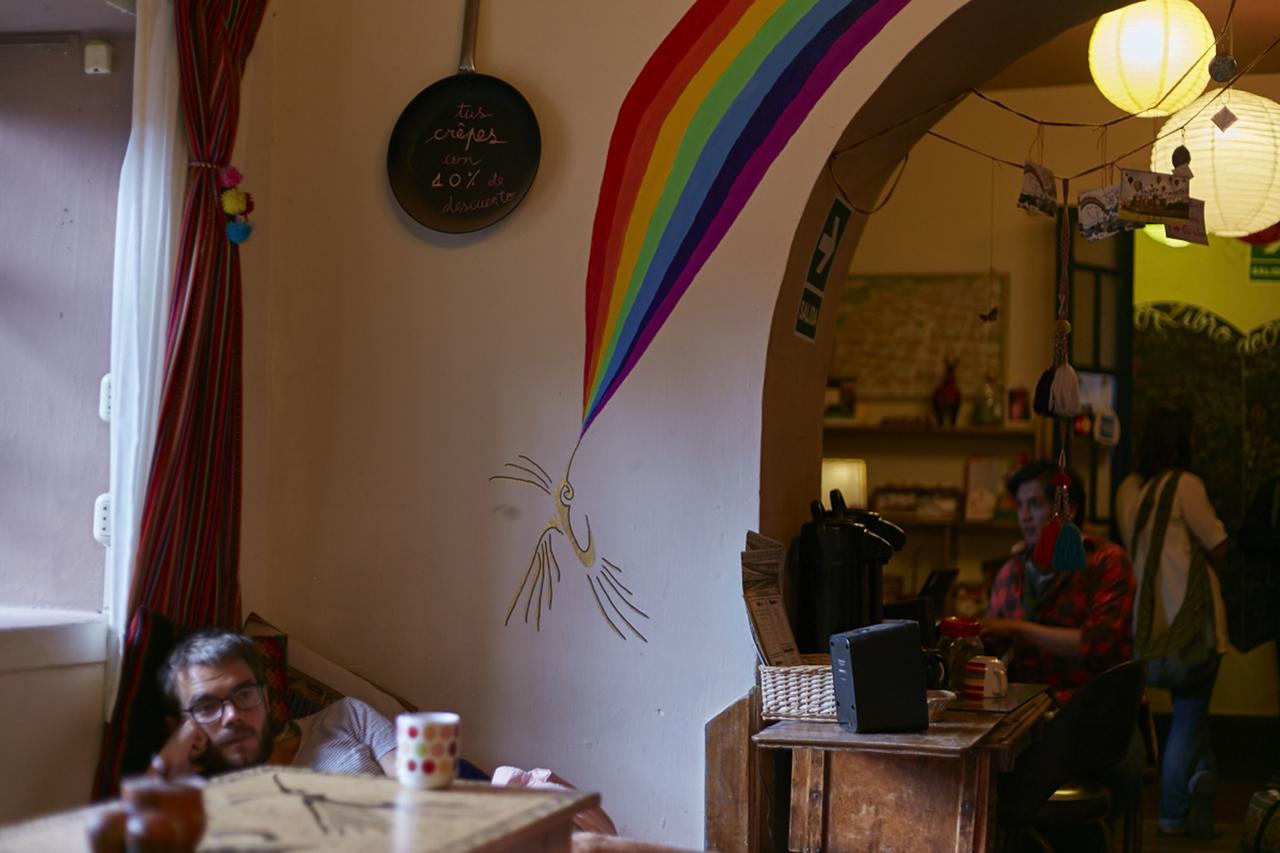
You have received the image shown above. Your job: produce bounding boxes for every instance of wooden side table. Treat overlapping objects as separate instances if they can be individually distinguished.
[753,688,1051,852]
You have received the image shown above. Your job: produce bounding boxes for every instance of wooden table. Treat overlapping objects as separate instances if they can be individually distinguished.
[0,767,597,852]
[752,686,1052,853]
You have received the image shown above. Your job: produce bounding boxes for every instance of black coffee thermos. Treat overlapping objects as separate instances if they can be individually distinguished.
[829,490,906,626]
[793,491,904,653]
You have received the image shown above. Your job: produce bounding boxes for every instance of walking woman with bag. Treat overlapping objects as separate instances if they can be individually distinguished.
[1116,404,1231,838]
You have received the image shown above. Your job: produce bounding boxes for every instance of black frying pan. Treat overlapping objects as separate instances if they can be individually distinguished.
[387,0,541,233]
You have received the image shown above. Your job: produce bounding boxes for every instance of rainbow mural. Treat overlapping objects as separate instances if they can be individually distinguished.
[582,0,912,433]
[495,0,912,640]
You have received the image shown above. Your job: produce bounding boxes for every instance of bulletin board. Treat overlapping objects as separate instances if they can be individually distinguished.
[829,273,1007,400]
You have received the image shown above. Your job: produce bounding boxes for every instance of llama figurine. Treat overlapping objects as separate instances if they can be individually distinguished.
[932,358,961,427]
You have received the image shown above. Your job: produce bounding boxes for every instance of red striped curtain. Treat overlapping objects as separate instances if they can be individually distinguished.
[93,0,267,798]
[131,0,266,627]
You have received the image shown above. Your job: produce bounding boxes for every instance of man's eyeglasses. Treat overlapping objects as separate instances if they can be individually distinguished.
[186,684,264,725]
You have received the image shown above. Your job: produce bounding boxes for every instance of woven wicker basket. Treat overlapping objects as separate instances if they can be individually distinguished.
[759,664,836,721]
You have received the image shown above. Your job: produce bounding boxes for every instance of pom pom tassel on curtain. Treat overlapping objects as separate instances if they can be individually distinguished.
[1043,177,1084,572]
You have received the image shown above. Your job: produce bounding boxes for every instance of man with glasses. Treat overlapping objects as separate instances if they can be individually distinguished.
[150,629,397,779]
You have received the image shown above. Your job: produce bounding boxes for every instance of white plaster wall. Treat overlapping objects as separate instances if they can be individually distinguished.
[235,0,963,842]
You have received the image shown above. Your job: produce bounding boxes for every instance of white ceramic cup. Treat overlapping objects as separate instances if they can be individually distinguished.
[963,655,1008,699]
[396,712,460,789]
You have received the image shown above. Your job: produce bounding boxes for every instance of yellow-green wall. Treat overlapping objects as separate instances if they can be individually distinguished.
[1136,232,1280,329]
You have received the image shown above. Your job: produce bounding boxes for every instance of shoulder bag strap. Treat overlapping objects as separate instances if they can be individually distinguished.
[1134,472,1179,654]
[1135,472,1214,659]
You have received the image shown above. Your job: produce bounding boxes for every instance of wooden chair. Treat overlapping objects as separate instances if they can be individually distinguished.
[1118,697,1160,852]
[997,660,1146,852]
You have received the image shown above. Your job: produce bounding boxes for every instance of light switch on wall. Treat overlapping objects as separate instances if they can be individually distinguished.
[93,494,110,547]
[99,374,111,423]
[84,40,112,75]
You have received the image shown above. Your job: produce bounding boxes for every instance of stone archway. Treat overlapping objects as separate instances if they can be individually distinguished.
[759,0,1127,540]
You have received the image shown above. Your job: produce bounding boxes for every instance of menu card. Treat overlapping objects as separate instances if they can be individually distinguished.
[741,531,801,665]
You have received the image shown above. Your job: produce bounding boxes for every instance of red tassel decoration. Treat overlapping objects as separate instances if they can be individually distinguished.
[1033,516,1062,567]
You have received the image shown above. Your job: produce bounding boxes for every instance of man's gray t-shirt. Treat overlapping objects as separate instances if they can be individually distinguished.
[291,697,396,775]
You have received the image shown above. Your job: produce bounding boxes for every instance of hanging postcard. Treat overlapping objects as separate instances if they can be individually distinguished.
[1118,167,1189,226]
[1165,197,1208,245]
[1078,183,1129,241]
[1017,162,1057,217]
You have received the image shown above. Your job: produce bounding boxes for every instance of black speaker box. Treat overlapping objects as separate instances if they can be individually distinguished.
[829,620,928,733]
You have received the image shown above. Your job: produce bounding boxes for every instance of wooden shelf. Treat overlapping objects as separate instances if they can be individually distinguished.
[823,420,1036,440]
[821,419,1041,568]
[880,512,1020,531]
[877,513,1020,571]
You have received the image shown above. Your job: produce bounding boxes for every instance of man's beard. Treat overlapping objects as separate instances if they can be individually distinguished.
[202,723,273,775]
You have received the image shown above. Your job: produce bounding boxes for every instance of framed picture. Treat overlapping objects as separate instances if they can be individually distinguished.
[830,273,1007,402]
[1076,370,1117,412]
[964,456,1008,521]
[1094,411,1121,446]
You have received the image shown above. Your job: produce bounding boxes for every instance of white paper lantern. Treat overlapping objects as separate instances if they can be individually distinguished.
[1089,0,1213,117]
[1151,88,1280,237]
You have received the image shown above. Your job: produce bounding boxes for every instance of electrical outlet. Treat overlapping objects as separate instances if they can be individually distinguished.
[93,493,111,546]
[99,374,112,423]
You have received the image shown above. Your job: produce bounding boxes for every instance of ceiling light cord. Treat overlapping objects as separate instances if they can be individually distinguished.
[831,22,1279,197]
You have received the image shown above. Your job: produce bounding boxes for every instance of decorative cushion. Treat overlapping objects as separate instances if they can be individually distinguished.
[238,614,496,776]
[285,664,347,720]
[250,633,290,734]
[243,612,416,723]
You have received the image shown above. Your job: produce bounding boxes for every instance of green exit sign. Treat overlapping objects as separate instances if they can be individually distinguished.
[794,197,851,341]
[1250,243,1280,280]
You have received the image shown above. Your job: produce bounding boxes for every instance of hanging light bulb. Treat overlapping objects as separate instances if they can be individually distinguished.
[1151,88,1280,237]
[1089,0,1214,117]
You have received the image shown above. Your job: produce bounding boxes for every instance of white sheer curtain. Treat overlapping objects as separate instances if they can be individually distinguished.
[102,0,184,718]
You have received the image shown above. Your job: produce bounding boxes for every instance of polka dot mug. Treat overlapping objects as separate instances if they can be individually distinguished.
[396,712,460,789]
